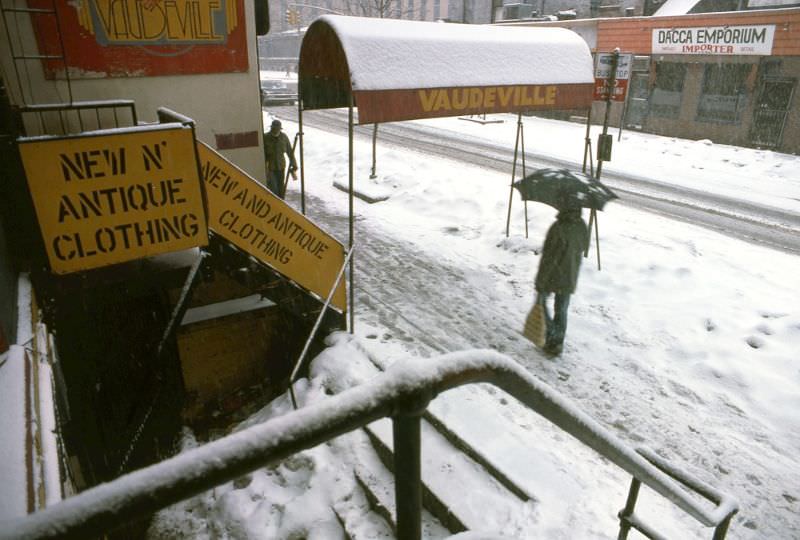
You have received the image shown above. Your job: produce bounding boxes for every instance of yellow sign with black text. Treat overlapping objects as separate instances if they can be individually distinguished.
[197,142,346,312]
[19,125,208,274]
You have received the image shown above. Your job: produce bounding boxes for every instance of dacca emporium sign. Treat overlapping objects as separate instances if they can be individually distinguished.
[652,25,775,55]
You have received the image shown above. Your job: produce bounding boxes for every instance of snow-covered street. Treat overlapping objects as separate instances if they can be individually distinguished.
[150,113,800,538]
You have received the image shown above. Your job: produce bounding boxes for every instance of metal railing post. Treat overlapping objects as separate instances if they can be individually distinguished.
[617,477,641,540]
[713,514,734,540]
[393,413,423,540]
[288,245,355,409]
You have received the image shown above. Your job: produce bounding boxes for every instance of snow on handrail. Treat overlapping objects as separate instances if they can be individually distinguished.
[0,350,738,539]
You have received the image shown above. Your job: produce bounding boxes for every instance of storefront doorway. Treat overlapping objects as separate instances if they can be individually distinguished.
[625,72,651,129]
[749,78,796,148]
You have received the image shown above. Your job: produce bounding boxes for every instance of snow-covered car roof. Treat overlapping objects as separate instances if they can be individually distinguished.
[299,16,594,123]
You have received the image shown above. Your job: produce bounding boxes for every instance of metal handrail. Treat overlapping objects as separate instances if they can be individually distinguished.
[289,244,355,409]
[17,100,138,136]
[0,350,738,540]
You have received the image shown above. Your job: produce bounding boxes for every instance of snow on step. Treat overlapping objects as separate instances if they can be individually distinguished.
[345,429,451,539]
[366,417,537,537]
[428,385,625,537]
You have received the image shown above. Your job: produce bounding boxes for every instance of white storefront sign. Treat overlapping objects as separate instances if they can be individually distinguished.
[652,25,775,55]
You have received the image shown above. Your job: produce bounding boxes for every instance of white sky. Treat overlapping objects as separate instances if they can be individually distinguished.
[146,111,800,539]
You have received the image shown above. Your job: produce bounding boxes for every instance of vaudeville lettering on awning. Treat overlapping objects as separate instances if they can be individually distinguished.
[299,15,595,124]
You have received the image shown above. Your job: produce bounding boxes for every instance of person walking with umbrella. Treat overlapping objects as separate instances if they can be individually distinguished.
[533,207,589,355]
[513,168,617,355]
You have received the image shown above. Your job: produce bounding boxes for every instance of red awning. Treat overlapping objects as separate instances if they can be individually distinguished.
[299,16,595,124]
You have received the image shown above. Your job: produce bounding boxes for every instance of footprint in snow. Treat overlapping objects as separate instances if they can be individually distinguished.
[756,324,773,336]
[746,335,766,349]
[759,311,787,319]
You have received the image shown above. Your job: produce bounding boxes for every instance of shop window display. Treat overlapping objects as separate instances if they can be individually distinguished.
[697,63,753,122]
[650,62,687,118]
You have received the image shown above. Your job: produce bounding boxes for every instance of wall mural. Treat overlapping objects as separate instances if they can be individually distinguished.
[30,0,248,78]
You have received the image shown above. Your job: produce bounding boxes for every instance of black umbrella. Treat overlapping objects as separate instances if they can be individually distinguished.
[513,168,618,211]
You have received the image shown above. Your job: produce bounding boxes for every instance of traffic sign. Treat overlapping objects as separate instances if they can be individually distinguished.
[593,52,633,102]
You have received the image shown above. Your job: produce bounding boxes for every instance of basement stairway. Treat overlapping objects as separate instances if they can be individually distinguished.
[325,353,589,539]
[203,232,345,337]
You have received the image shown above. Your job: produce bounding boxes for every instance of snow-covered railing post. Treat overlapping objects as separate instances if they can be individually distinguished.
[392,389,433,540]
[617,447,737,540]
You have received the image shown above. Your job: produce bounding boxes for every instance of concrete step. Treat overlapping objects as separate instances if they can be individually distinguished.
[424,385,589,532]
[342,428,451,539]
[360,349,591,533]
[365,417,536,537]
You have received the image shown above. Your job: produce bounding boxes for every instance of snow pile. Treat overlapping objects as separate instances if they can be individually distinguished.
[148,333,386,539]
[0,346,28,521]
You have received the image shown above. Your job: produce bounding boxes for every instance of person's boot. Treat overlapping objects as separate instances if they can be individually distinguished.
[543,341,563,356]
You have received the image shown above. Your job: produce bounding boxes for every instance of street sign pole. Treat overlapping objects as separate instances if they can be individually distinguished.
[591,48,620,271]
[596,48,619,180]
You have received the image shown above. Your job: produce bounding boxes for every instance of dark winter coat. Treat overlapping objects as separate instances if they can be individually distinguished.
[263,131,297,172]
[535,209,589,294]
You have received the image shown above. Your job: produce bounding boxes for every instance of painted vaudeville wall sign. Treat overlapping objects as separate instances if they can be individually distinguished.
[29,0,248,77]
[18,125,208,274]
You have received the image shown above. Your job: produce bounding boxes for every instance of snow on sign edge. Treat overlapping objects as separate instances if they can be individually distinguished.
[320,15,595,91]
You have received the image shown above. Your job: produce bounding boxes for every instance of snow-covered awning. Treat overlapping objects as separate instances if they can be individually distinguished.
[299,16,595,124]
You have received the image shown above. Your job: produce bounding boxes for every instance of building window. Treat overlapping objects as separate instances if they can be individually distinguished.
[650,62,686,118]
[696,63,752,123]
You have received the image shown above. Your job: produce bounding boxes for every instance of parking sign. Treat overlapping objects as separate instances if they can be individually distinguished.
[593,52,633,102]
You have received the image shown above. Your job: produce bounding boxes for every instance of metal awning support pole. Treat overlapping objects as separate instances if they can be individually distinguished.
[370,123,378,179]
[288,244,355,409]
[298,97,306,214]
[505,112,523,237]
[348,97,355,334]
[520,116,528,239]
[590,208,601,270]
[582,108,593,174]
